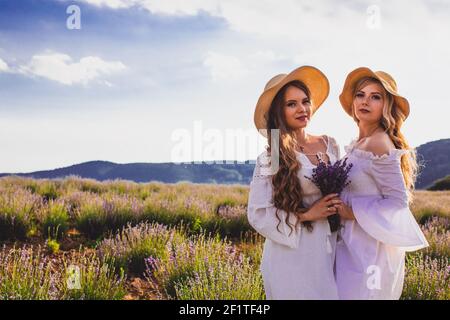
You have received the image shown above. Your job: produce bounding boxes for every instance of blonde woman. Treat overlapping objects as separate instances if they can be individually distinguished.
[334,67,429,300]
[247,66,342,299]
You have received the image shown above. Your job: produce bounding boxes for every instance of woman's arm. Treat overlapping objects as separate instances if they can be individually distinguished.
[247,152,302,248]
[347,150,428,250]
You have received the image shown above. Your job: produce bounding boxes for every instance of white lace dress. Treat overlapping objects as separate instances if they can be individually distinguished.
[335,139,429,300]
[247,136,340,300]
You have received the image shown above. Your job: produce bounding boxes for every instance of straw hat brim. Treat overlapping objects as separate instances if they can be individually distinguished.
[254,66,330,137]
[339,67,410,119]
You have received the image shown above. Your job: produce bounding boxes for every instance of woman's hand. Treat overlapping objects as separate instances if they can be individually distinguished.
[334,199,356,220]
[297,193,342,222]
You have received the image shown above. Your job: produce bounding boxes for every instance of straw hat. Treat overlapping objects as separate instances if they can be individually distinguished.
[339,67,410,119]
[254,66,329,137]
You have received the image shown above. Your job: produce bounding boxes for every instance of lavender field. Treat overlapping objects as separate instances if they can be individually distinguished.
[0,176,448,300]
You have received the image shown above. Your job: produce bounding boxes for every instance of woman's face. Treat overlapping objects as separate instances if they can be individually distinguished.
[353,82,385,124]
[283,85,312,130]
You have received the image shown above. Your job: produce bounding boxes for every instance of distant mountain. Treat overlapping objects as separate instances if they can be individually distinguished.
[428,175,450,191]
[416,138,450,189]
[0,160,256,185]
[0,139,448,188]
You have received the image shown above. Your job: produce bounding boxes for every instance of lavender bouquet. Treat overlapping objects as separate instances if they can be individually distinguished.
[305,157,353,232]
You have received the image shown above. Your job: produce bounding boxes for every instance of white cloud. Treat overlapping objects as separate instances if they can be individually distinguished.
[77,0,134,9]
[138,0,221,16]
[75,0,449,40]
[202,49,291,82]
[78,0,221,15]
[19,52,126,85]
[0,58,10,72]
[203,51,248,81]
[248,50,287,62]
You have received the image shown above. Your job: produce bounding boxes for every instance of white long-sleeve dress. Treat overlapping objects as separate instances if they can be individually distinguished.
[247,136,340,300]
[335,139,429,300]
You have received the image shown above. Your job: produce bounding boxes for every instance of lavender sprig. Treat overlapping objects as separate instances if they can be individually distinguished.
[305,157,353,232]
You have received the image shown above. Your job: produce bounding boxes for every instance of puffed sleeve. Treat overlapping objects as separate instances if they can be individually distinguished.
[350,150,429,251]
[247,151,301,248]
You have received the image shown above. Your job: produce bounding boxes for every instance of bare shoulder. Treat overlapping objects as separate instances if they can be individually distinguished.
[364,131,395,156]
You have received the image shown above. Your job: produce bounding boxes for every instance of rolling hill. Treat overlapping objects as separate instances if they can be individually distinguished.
[1,138,449,189]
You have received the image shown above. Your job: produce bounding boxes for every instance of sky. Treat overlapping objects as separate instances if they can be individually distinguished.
[0,0,449,173]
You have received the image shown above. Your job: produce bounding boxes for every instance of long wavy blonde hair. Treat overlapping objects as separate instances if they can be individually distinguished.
[351,77,418,202]
[266,80,313,234]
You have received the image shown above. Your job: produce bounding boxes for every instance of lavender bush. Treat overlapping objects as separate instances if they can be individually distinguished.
[39,199,70,239]
[0,187,42,240]
[420,216,449,259]
[174,254,264,300]
[60,250,127,300]
[75,193,144,239]
[402,252,449,300]
[36,180,61,202]
[239,231,265,268]
[97,222,184,275]
[0,176,448,300]
[0,245,58,299]
[0,245,126,300]
[145,233,253,299]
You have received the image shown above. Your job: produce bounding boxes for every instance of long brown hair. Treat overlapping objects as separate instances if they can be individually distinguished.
[352,77,418,202]
[266,80,313,234]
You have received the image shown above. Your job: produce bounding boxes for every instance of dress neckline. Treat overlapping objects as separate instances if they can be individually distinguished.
[345,138,409,161]
[297,151,335,167]
[294,136,333,167]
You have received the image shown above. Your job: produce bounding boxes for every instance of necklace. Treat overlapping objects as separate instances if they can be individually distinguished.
[297,136,328,162]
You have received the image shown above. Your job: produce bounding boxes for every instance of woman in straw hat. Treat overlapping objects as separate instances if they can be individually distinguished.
[247,66,342,299]
[333,67,429,300]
